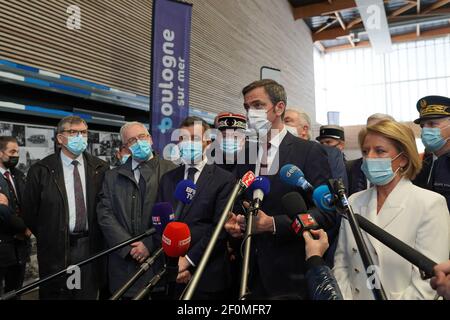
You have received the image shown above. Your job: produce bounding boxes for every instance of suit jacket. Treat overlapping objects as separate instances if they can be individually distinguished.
[22,151,109,284]
[333,178,449,300]
[234,132,333,298]
[0,167,28,267]
[346,157,368,196]
[157,164,236,293]
[97,155,176,296]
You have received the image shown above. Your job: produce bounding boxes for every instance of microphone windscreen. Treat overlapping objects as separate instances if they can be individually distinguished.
[241,171,256,189]
[162,222,191,258]
[249,176,271,195]
[174,180,197,204]
[281,192,307,218]
[279,164,304,187]
[152,202,175,235]
[312,185,336,214]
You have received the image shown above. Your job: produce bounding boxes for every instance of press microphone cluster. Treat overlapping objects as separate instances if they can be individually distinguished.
[133,221,191,300]
[182,171,256,300]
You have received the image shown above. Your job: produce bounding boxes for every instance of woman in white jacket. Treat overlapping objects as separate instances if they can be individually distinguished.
[333,120,449,300]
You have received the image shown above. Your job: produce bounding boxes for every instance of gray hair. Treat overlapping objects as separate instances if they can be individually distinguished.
[120,122,149,142]
[57,116,88,133]
[286,109,312,140]
[366,113,395,126]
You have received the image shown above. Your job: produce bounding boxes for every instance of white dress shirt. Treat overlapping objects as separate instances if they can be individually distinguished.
[183,157,208,184]
[61,152,87,233]
[255,126,287,177]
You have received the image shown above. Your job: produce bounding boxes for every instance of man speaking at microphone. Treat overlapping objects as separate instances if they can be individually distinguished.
[97,122,176,299]
[157,116,235,299]
[225,79,333,299]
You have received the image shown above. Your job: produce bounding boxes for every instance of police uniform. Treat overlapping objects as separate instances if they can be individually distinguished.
[412,96,450,213]
[316,125,349,193]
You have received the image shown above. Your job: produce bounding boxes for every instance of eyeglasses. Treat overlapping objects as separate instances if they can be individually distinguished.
[126,134,150,146]
[61,129,88,137]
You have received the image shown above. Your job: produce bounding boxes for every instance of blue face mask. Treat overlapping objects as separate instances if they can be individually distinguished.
[120,154,130,165]
[129,140,153,161]
[421,125,449,152]
[220,138,241,155]
[361,153,403,186]
[179,141,203,164]
[66,135,88,156]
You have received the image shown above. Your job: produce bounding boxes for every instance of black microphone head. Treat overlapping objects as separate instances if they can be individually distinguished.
[282,192,307,218]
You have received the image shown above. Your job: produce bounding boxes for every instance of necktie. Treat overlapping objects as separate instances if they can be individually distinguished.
[260,142,271,175]
[72,160,87,233]
[3,171,20,216]
[138,169,146,213]
[187,167,198,182]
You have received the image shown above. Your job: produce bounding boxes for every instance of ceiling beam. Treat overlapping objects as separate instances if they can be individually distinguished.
[347,17,363,29]
[389,2,417,17]
[293,0,356,20]
[423,0,450,14]
[324,25,450,52]
[313,8,450,41]
[335,11,347,30]
[314,17,338,34]
[314,40,326,53]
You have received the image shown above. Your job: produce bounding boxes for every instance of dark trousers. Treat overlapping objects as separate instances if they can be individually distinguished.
[39,237,98,300]
[0,263,26,298]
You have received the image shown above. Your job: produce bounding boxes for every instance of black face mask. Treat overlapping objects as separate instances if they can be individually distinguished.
[3,156,19,169]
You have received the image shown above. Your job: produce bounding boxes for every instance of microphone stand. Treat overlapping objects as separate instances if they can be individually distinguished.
[0,228,156,300]
[328,179,387,300]
[238,199,259,300]
[110,247,164,300]
[132,266,167,300]
[181,179,248,300]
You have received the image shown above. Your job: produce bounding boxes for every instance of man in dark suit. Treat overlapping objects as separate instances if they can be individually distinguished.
[23,116,110,300]
[97,122,176,299]
[0,137,30,297]
[157,116,235,299]
[225,79,334,299]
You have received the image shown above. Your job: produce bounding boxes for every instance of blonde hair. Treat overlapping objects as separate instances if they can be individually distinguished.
[358,120,422,180]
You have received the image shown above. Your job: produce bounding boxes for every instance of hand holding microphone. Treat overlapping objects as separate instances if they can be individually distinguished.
[303,229,329,260]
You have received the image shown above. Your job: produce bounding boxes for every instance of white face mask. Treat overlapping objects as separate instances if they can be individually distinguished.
[285,125,299,137]
[247,109,272,134]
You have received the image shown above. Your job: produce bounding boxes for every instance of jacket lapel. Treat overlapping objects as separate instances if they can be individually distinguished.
[375,179,408,230]
[179,164,214,221]
[139,157,160,226]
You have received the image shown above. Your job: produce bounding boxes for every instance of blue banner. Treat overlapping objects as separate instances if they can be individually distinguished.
[151,0,192,153]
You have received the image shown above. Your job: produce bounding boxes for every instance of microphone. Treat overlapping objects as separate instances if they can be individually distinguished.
[281,192,319,237]
[352,214,437,279]
[248,176,270,212]
[312,185,336,214]
[182,171,256,300]
[162,221,191,283]
[174,180,197,220]
[280,164,314,192]
[151,202,175,235]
